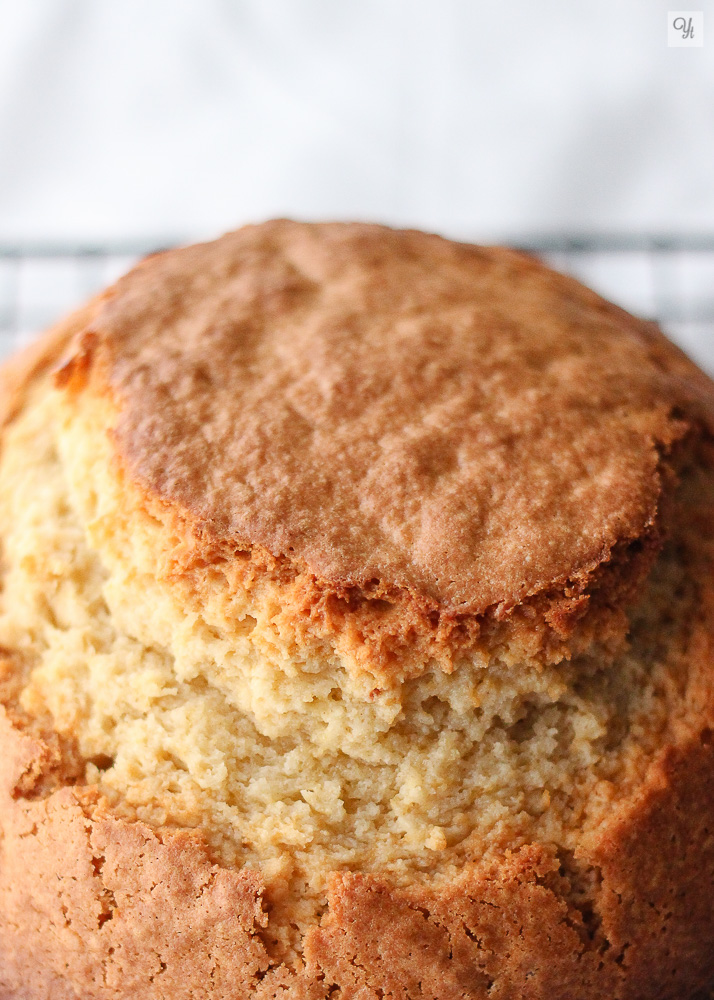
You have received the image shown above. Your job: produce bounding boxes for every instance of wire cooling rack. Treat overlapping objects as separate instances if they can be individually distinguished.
[1,234,713,371]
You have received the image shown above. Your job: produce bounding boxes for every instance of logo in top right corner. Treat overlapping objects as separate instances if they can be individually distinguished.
[668,11,704,46]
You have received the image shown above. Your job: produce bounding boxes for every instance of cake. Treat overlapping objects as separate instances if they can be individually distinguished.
[1,220,713,999]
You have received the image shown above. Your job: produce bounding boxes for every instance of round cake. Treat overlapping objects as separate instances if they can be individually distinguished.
[1,220,714,999]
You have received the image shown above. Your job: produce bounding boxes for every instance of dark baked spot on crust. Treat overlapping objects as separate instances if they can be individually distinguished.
[54,330,98,393]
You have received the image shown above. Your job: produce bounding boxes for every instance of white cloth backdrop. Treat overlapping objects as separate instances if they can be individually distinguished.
[0,0,712,244]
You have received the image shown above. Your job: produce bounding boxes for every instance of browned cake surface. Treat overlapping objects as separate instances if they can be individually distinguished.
[0,222,714,999]
[55,221,714,680]
[93,223,691,608]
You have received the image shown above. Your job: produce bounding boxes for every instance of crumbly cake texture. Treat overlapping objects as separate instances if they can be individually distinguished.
[1,221,714,998]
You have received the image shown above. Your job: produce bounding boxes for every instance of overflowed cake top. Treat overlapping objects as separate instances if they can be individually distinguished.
[52,221,714,622]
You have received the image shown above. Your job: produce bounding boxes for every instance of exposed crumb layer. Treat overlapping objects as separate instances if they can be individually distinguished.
[0,381,705,962]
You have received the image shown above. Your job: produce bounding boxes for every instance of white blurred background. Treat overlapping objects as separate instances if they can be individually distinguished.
[0,0,713,366]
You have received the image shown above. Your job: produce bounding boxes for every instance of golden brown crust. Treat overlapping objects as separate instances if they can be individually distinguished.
[49,221,714,676]
[0,709,273,999]
[0,292,109,432]
[93,222,699,609]
[307,728,714,1000]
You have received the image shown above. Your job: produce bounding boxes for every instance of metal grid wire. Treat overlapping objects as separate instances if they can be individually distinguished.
[1,235,714,371]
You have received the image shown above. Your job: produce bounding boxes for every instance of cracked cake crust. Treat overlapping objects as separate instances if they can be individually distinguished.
[2,705,714,999]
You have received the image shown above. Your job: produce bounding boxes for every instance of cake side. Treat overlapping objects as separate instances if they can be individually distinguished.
[2,691,714,999]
